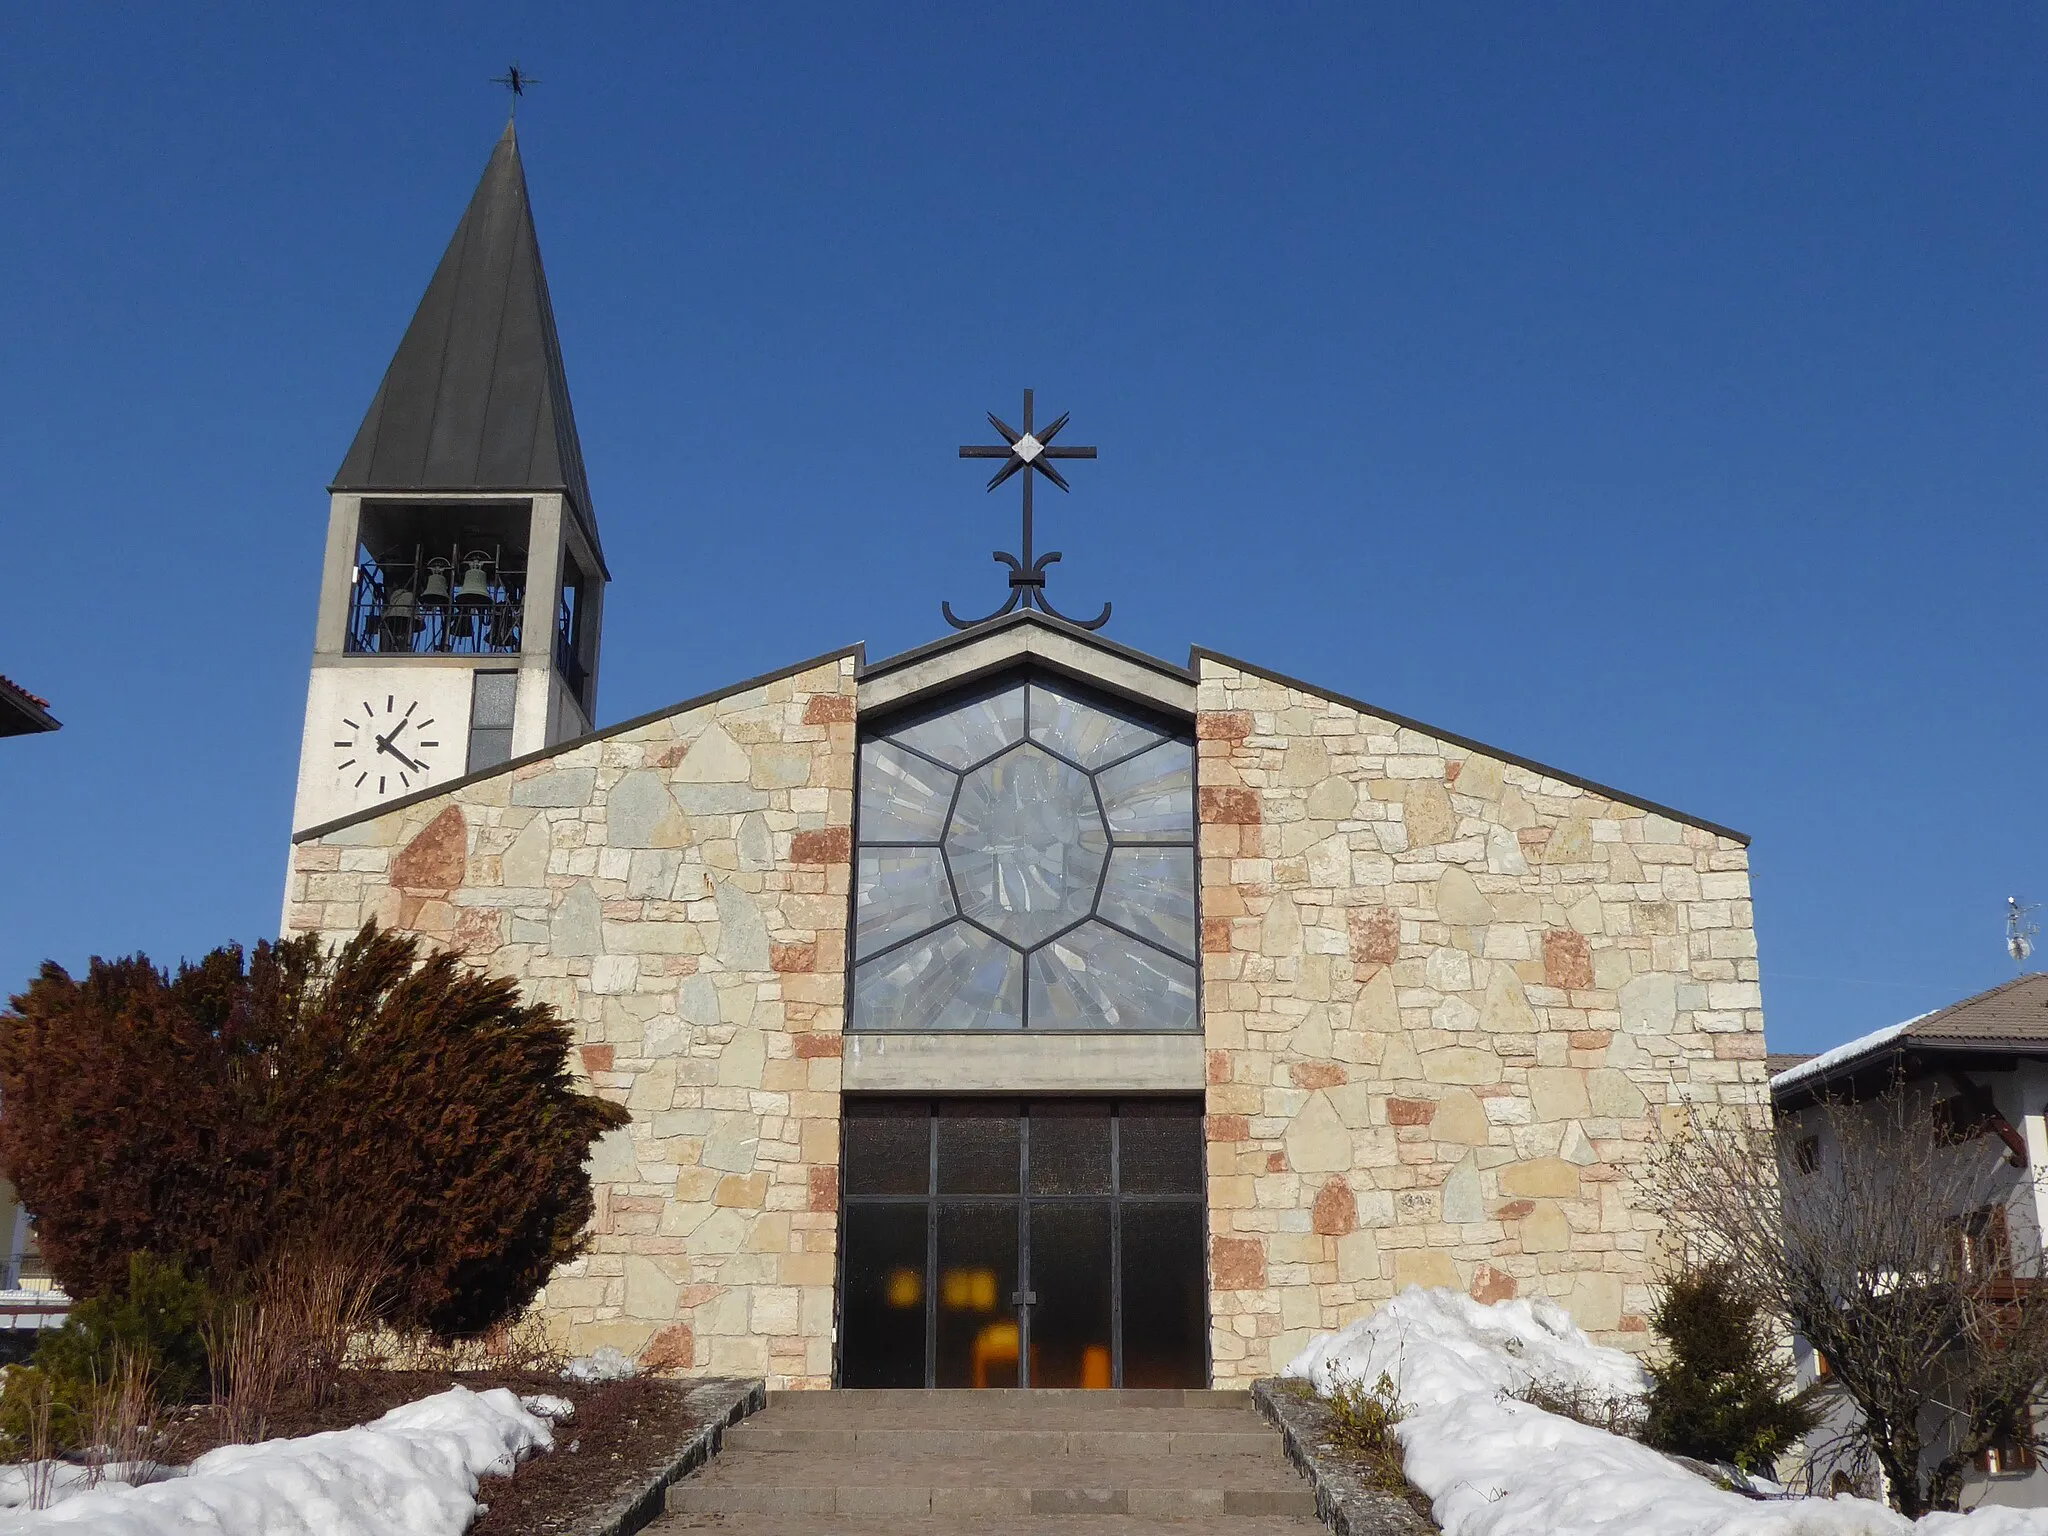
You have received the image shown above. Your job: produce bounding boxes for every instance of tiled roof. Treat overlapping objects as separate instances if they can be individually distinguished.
[1771,973,2048,1102]
[0,674,58,735]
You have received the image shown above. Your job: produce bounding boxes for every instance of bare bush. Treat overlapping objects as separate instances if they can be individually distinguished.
[81,1347,163,1489]
[1650,1088,2048,1516]
[1511,1376,1648,1440]
[362,1311,564,1375]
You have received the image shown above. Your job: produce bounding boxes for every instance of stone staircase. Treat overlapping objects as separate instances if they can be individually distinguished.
[650,1388,1324,1533]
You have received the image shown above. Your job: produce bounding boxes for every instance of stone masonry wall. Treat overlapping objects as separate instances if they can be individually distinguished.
[1195,656,1766,1383]
[283,654,858,1388]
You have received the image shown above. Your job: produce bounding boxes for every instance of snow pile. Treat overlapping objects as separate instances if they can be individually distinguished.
[0,1383,551,1533]
[1286,1287,2048,1536]
[563,1345,638,1384]
[519,1393,574,1424]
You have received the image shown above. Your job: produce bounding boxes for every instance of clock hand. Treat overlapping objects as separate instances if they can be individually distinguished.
[373,733,421,772]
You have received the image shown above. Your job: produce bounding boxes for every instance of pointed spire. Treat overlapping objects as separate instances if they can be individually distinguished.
[334,124,603,571]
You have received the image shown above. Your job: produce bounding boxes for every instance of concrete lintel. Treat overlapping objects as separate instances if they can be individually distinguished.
[842,1032,1205,1094]
[859,623,1194,719]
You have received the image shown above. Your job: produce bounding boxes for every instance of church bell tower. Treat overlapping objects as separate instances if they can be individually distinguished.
[290,123,607,832]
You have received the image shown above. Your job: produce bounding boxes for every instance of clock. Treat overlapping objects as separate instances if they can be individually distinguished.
[333,693,442,798]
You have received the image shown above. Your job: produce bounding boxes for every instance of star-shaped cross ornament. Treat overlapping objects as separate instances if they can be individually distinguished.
[943,389,1111,630]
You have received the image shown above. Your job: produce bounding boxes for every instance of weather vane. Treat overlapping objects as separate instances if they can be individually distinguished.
[943,389,1110,630]
[492,63,538,115]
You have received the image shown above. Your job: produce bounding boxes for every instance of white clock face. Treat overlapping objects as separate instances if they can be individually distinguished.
[333,693,441,798]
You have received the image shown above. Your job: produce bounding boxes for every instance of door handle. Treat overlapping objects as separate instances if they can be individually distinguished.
[1011,1290,1038,1307]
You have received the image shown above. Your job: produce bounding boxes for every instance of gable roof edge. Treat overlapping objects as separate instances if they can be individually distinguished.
[1189,647,1749,846]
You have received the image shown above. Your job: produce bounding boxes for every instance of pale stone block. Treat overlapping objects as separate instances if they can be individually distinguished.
[1261,892,1303,957]
[1528,1068,1591,1122]
[1425,947,1473,993]
[1420,1047,1501,1086]
[1336,1229,1381,1282]
[1588,1069,1648,1118]
[1455,756,1505,801]
[1353,968,1398,1034]
[513,768,596,807]
[586,1128,639,1183]
[1403,781,1457,847]
[1441,1154,1483,1224]
[1544,816,1595,864]
[1434,1089,1491,1145]
[1563,1271,1624,1332]
[550,885,602,958]
[1618,972,1676,1035]
[691,1208,751,1254]
[1437,866,1495,925]
[717,1024,768,1089]
[750,1286,802,1334]
[623,1256,681,1321]
[1393,1249,1460,1290]
[609,771,689,848]
[592,955,639,995]
[1498,1157,1580,1198]
[673,723,751,783]
[1480,967,1538,1033]
[708,1335,770,1374]
[1519,1202,1571,1253]
[715,881,771,970]
[1559,1121,1597,1166]
[569,1319,654,1358]
[1306,776,1357,820]
[1284,1091,1353,1173]
[1280,1286,1322,1331]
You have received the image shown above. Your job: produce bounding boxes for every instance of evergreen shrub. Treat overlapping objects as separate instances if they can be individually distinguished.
[1643,1263,1819,1473]
[0,923,630,1337]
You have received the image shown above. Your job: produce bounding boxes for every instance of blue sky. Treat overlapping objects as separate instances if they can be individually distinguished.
[2,4,2043,1053]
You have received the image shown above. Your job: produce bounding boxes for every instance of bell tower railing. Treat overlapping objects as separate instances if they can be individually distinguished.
[344,543,528,657]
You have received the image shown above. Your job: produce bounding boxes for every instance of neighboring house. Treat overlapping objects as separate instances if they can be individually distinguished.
[0,672,64,1336]
[0,675,58,737]
[1771,974,2048,1509]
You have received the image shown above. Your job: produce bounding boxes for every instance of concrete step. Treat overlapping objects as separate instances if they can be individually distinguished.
[667,1481,1317,1518]
[651,1515,1324,1535]
[727,1424,1279,1455]
[768,1388,1251,1412]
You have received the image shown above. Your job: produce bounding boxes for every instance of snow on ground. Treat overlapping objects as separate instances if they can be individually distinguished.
[0,1383,552,1534]
[1286,1286,2048,1536]
[563,1345,638,1384]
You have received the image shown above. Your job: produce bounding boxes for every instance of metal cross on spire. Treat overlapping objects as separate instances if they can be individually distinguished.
[492,63,539,115]
[943,389,1111,630]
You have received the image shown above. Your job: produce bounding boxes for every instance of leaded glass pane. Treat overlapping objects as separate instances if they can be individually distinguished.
[1026,921,1199,1031]
[1097,741,1194,841]
[859,740,956,842]
[855,847,957,958]
[1028,679,1165,769]
[1095,847,1197,960]
[886,680,1027,768]
[855,921,1024,1030]
[947,745,1107,948]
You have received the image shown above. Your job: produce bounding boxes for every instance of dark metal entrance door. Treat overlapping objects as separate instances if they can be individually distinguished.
[837,1098,1208,1388]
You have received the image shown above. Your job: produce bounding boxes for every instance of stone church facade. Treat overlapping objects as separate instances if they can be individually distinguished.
[283,125,1766,1390]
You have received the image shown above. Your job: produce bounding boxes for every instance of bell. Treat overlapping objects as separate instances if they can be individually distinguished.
[454,556,493,608]
[420,560,452,608]
[383,587,421,636]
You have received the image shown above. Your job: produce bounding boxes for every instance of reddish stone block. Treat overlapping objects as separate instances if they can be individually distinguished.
[1199,786,1261,825]
[1543,929,1594,991]
[580,1044,615,1074]
[792,827,852,865]
[793,1032,843,1059]
[1201,917,1234,954]
[391,805,466,891]
[1206,1050,1232,1085]
[1196,711,1255,740]
[1266,1151,1287,1173]
[1714,1033,1766,1059]
[1349,907,1400,966]
[1311,1176,1357,1235]
[1444,761,1463,784]
[1495,1199,1535,1221]
[452,906,501,956]
[1210,1235,1267,1290]
[640,1322,694,1371]
[771,941,818,973]
[808,1165,839,1212]
[1618,1314,1649,1334]
[1469,1265,1518,1304]
[1517,826,1552,859]
[1206,1114,1250,1142]
[802,694,856,724]
[1569,1030,1613,1051]
[1387,1097,1437,1127]
[1290,1062,1346,1089]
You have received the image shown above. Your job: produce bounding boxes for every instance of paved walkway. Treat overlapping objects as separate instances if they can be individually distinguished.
[650,1388,1323,1533]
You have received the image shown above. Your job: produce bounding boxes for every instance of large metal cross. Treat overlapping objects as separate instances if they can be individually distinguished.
[943,389,1111,630]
